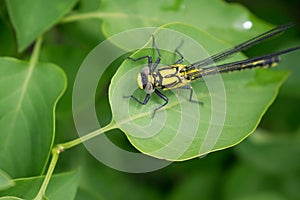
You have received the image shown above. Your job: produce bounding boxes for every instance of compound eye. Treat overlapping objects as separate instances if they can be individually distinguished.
[141,73,148,88]
[140,66,150,76]
[144,82,154,94]
[137,67,151,90]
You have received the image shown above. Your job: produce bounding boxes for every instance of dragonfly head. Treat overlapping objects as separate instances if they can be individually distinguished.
[137,66,154,94]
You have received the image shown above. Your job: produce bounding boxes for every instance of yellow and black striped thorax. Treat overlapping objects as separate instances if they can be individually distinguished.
[137,64,200,92]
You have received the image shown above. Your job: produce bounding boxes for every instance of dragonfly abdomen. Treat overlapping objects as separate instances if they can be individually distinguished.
[217,55,281,73]
[188,55,281,80]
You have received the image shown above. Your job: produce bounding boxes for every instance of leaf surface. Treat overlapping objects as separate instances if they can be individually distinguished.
[0,57,66,177]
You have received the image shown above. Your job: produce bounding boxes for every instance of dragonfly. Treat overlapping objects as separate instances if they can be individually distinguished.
[125,23,300,117]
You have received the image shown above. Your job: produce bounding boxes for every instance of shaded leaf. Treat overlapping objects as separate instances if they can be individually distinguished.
[6,0,77,51]
[0,10,16,56]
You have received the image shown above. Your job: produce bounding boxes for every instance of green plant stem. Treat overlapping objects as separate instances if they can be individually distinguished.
[34,121,117,199]
[29,35,43,67]
[59,120,117,150]
[34,147,60,200]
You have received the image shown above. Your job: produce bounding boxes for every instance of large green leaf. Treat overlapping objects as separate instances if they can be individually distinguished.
[6,0,77,51]
[109,23,288,161]
[100,0,270,44]
[0,57,66,178]
[0,171,79,200]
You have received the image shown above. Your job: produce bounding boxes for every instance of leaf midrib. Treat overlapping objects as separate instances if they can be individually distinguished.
[3,61,35,153]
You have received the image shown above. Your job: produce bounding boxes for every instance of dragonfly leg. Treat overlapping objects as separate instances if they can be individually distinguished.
[178,85,204,105]
[124,93,151,105]
[174,39,185,64]
[152,89,169,118]
[128,35,162,72]
[151,35,162,72]
[127,55,153,70]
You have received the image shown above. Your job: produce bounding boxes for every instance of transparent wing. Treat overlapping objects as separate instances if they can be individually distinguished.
[187,46,300,80]
[189,23,294,69]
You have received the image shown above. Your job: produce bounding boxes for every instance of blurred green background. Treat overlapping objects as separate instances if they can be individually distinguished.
[1,0,300,199]
[70,1,300,199]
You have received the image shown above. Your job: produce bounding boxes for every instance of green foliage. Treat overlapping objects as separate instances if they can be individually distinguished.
[0,0,299,199]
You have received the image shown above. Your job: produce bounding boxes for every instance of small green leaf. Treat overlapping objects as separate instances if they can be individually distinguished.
[109,23,288,161]
[0,171,79,200]
[0,57,66,178]
[6,0,77,51]
[0,169,14,191]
